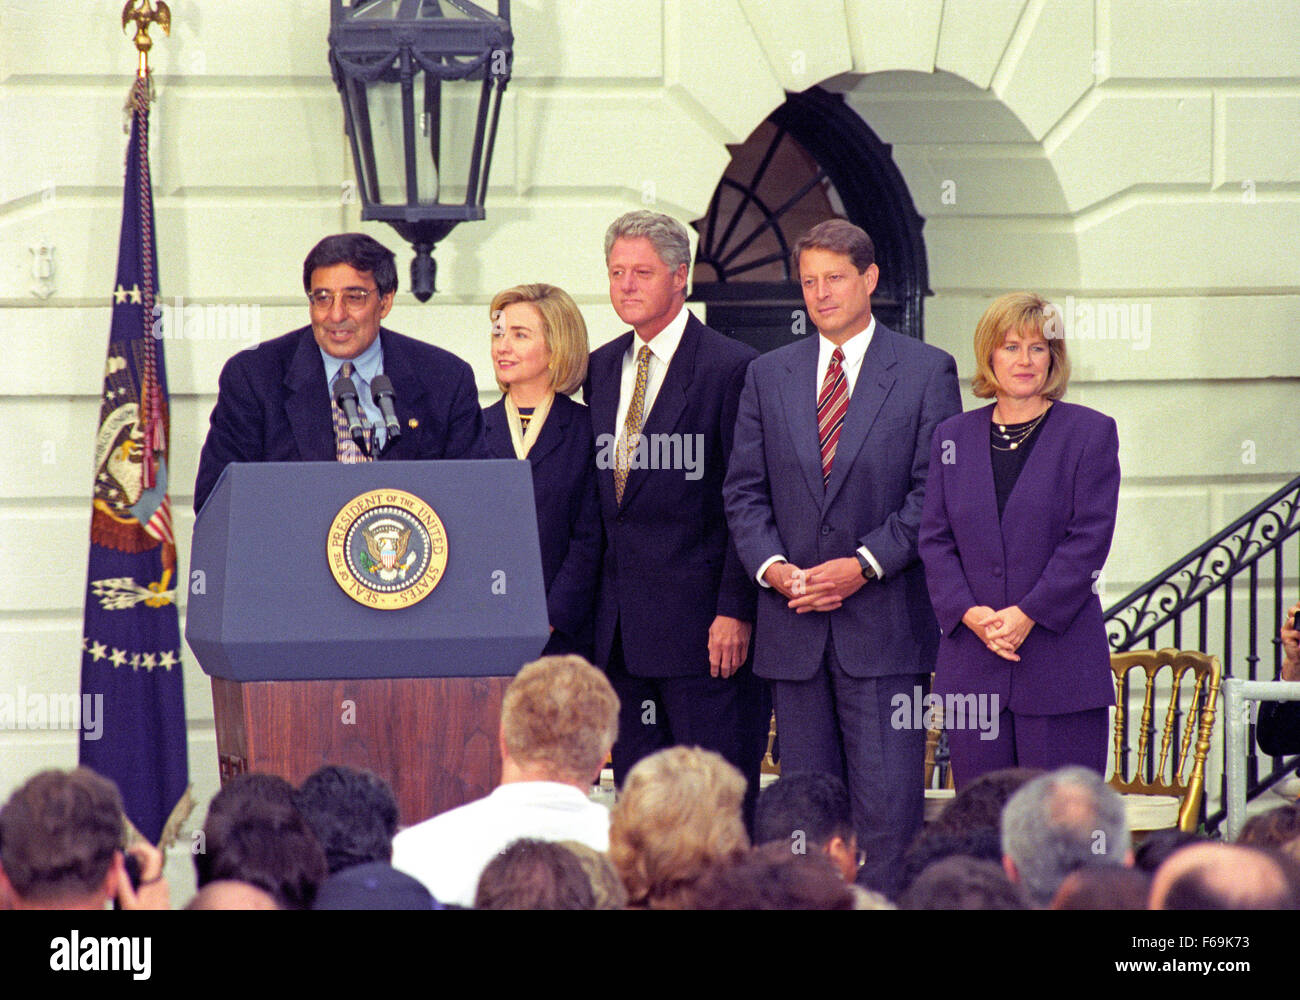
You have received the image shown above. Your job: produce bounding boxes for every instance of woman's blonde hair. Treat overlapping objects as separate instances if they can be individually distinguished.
[489,283,589,396]
[608,746,749,909]
[970,291,1070,401]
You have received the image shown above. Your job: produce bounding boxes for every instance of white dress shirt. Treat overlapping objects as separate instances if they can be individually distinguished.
[814,317,874,399]
[613,303,691,436]
[390,781,610,908]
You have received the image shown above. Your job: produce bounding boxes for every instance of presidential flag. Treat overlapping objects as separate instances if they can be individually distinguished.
[79,73,190,847]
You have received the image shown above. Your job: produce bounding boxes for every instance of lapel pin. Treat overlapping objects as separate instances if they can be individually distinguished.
[408,418,419,429]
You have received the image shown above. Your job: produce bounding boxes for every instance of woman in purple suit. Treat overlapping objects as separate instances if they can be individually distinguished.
[919,292,1120,788]
[483,284,601,659]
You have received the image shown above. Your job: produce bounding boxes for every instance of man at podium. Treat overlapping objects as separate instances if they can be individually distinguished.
[194,233,486,511]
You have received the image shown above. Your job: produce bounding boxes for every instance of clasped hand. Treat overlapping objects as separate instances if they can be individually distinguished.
[964,604,1035,661]
[764,558,867,614]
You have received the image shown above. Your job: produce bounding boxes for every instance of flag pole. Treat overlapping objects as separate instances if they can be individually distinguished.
[120,1,170,490]
[78,0,190,852]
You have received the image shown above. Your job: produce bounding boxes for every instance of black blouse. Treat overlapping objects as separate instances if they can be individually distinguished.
[991,405,1053,520]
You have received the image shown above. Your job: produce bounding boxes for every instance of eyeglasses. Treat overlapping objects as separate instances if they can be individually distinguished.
[308,288,379,310]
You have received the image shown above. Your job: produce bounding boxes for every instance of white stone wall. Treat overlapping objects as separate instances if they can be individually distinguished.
[1,1,1297,848]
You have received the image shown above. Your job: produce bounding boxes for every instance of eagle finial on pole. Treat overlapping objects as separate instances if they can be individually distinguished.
[122,0,171,78]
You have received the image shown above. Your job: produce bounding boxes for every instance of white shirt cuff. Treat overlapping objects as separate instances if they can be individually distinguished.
[756,555,786,588]
[857,546,884,580]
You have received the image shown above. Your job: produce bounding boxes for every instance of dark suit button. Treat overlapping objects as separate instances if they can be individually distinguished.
[820,525,831,535]
[992,565,1003,577]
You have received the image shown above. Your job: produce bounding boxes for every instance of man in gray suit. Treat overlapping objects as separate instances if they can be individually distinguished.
[723,219,961,894]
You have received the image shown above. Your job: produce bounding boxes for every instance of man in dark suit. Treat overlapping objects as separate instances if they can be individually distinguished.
[193,233,485,511]
[584,210,765,818]
[723,219,961,894]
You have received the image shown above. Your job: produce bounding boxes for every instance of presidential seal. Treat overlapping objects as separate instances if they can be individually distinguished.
[327,490,448,609]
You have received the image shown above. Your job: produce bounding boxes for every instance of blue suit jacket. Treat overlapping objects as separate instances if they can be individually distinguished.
[194,325,487,511]
[724,323,962,681]
[918,401,1120,714]
[483,392,601,658]
[583,313,758,678]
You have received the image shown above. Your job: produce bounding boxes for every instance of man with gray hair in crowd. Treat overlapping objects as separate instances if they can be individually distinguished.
[1000,765,1133,908]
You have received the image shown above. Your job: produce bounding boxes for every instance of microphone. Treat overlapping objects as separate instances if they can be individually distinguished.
[332,374,370,455]
[371,373,402,443]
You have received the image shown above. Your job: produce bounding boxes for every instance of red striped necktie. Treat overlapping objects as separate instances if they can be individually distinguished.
[817,346,848,485]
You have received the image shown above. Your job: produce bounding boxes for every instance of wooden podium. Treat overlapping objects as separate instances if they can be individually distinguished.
[209,676,507,826]
[187,461,550,826]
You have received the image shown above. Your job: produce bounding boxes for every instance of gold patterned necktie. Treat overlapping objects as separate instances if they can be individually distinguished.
[333,362,372,463]
[614,345,652,504]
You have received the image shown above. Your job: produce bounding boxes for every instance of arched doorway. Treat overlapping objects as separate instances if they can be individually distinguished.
[690,87,928,352]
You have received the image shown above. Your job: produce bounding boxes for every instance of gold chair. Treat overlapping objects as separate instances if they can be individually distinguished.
[923,706,955,791]
[923,696,955,821]
[1107,648,1222,833]
[761,710,780,776]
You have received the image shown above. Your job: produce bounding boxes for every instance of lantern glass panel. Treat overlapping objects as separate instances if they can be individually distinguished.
[361,81,484,206]
[352,0,475,22]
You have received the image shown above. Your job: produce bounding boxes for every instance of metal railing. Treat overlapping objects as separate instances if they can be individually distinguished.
[1104,474,1300,832]
[1222,678,1300,839]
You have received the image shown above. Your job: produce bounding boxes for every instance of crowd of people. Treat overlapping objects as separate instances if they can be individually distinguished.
[2,653,1299,911]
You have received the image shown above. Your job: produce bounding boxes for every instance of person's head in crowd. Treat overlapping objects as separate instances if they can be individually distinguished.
[199,797,327,910]
[900,827,1004,895]
[0,768,125,910]
[1236,802,1300,849]
[929,767,1044,837]
[313,861,435,910]
[754,772,860,882]
[1282,835,1300,868]
[204,773,297,822]
[898,768,1041,893]
[899,856,1026,910]
[691,843,855,910]
[500,655,619,788]
[609,746,749,909]
[474,839,595,910]
[1149,842,1300,910]
[195,772,298,887]
[294,765,400,874]
[1000,766,1132,908]
[1051,866,1151,910]
[558,840,628,910]
[186,880,280,910]
[489,283,589,400]
[1133,827,1207,873]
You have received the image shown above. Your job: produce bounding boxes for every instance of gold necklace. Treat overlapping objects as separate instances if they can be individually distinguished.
[992,404,1049,451]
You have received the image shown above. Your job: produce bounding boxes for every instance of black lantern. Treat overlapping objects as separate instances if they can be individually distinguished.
[329,0,512,301]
